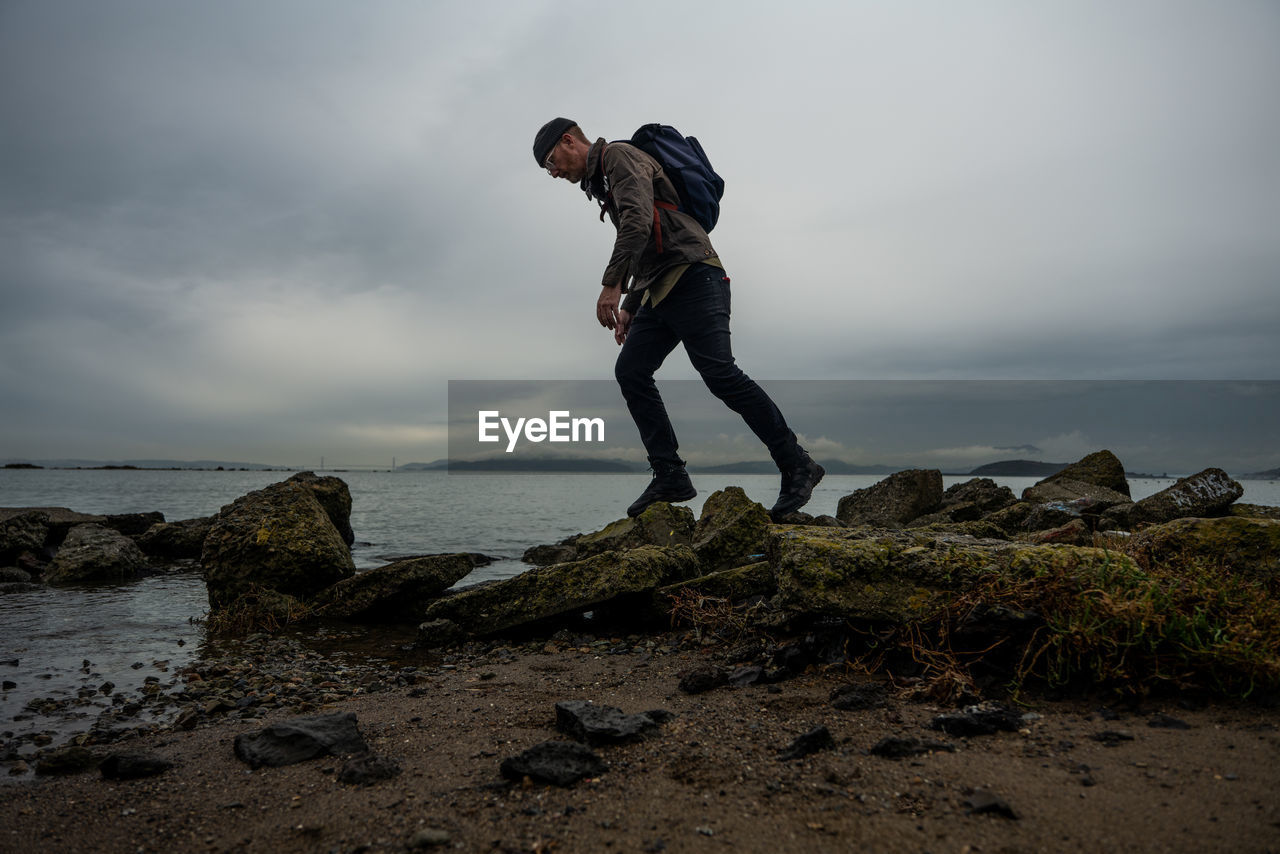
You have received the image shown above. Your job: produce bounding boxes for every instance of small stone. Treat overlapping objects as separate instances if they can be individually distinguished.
[409,828,452,848]
[677,665,727,695]
[778,726,835,761]
[499,740,605,787]
[964,788,1019,819]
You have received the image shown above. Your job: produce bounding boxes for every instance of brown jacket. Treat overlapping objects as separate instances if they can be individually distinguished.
[582,138,718,310]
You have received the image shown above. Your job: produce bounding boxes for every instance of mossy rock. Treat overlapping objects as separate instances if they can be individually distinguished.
[656,560,776,606]
[202,480,354,609]
[693,487,772,573]
[767,525,1000,622]
[310,554,476,621]
[572,503,696,559]
[421,545,701,637]
[1129,517,1280,589]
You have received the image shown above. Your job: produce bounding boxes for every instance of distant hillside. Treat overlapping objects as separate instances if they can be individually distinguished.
[969,459,1068,477]
[405,458,641,473]
[689,460,900,475]
[1,458,284,470]
[1242,467,1280,480]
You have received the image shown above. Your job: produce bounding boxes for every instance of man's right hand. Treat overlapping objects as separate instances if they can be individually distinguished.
[614,309,632,345]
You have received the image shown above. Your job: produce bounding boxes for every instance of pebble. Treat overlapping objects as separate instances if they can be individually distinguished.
[409,828,452,848]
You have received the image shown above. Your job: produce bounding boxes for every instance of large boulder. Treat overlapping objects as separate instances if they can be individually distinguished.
[287,471,355,546]
[1129,517,1280,587]
[570,503,695,560]
[692,487,771,573]
[522,503,695,565]
[310,554,476,621]
[45,524,148,583]
[656,560,776,606]
[1126,468,1244,526]
[137,516,215,559]
[201,479,355,609]
[836,469,943,528]
[768,526,971,621]
[419,545,701,640]
[1022,450,1130,504]
[767,524,1136,624]
[908,478,1017,527]
[0,510,51,565]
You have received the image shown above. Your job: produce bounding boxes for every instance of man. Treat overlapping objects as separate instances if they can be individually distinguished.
[533,117,823,520]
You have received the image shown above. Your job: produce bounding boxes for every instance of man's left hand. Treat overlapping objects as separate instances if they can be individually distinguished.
[596,284,622,330]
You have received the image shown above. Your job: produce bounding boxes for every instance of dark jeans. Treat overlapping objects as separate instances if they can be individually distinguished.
[614,263,799,469]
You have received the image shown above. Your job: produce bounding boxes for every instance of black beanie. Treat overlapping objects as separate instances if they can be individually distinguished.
[533,117,576,167]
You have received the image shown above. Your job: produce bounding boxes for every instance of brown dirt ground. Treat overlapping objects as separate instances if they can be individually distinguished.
[5,637,1280,854]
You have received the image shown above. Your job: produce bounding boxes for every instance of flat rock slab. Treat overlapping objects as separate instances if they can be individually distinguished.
[500,740,605,787]
[233,711,368,769]
[930,704,1024,737]
[99,752,174,780]
[554,701,670,745]
[778,725,835,760]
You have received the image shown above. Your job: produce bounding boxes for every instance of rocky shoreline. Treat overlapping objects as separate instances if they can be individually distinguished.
[2,451,1279,850]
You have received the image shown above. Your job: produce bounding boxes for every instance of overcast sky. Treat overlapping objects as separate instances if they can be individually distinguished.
[2,1,1277,471]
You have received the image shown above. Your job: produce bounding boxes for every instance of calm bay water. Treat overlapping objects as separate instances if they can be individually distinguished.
[2,467,1277,749]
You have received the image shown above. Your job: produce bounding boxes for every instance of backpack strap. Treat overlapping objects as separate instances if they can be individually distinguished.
[652,200,677,254]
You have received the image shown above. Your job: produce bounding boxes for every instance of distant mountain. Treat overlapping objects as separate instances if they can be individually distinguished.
[1242,467,1280,480]
[689,460,901,475]
[1,458,285,470]
[404,458,641,473]
[969,459,1068,477]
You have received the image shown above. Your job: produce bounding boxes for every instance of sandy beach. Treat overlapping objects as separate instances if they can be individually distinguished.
[6,628,1279,854]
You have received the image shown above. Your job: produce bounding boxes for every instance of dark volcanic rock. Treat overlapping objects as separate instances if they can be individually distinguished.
[499,740,606,787]
[554,700,668,745]
[233,711,368,769]
[0,510,51,565]
[778,726,835,760]
[137,516,214,559]
[930,704,1023,737]
[869,736,955,759]
[910,478,1017,526]
[45,524,148,583]
[338,753,402,785]
[311,554,475,621]
[830,682,888,711]
[202,478,354,609]
[1129,468,1244,525]
[678,665,729,694]
[1027,450,1130,498]
[35,746,100,775]
[836,469,943,528]
[99,752,174,780]
[964,788,1019,819]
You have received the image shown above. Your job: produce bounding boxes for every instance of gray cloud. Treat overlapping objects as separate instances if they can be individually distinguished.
[2,1,1277,467]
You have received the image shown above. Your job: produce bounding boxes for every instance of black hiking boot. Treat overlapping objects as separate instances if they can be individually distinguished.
[627,459,696,517]
[770,453,825,520]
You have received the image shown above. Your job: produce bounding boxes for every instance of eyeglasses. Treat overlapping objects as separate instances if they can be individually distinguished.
[544,140,559,175]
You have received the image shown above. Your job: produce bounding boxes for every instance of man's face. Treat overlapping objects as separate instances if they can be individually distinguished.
[545,135,587,183]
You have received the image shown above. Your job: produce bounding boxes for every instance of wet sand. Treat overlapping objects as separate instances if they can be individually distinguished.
[5,632,1279,853]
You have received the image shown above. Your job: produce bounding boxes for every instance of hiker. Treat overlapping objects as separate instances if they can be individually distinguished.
[533,117,824,519]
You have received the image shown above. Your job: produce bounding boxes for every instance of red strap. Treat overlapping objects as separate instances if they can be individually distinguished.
[653,200,677,255]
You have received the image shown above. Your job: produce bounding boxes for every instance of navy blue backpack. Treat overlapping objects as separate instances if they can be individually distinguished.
[628,123,725,234]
